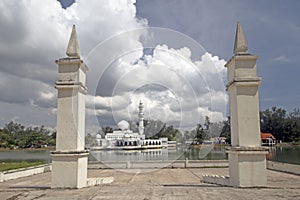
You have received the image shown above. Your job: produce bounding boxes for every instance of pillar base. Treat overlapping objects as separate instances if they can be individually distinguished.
[228,147,268,187]
[51,150,89,189]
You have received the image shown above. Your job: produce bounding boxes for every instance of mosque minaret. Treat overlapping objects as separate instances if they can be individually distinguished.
[138,100,144,135]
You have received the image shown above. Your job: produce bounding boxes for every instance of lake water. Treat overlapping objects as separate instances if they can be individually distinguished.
[267,146,300,165]
[0,150,51,163]
[0,146,299,165]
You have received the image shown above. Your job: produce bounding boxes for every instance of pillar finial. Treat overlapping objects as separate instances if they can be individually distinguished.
[66,24,80,58]
[234,21,248,54]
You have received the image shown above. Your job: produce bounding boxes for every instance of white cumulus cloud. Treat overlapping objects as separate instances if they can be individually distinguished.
[0,0,228,133]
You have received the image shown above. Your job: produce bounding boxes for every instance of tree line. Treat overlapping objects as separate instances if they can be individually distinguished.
[1,106,299,149]
[260,107,300,143]
[186,107,300,144]
[98,116,224,144]
[0,121,56,149]
[97,107,300,145]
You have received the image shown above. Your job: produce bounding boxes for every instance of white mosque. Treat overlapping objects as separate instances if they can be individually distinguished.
[93,101,168,150]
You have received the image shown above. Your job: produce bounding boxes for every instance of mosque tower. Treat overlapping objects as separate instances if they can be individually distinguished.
[138,100,144,135]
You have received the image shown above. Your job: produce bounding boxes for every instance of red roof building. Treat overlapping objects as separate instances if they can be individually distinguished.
[260,132,276,146]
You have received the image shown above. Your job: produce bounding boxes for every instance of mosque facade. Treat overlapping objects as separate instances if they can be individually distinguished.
[93,101,168,150]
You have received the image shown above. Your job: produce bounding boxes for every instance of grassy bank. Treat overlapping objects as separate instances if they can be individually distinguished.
[0,161,45,172]
[0,147,55,152]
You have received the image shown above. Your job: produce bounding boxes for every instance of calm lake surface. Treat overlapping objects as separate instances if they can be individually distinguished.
[1,146,299,165]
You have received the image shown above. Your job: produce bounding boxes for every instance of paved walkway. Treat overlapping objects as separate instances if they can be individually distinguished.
[1,168,300,200]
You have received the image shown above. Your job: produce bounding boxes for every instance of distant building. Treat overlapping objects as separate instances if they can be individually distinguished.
[261,132,276,146]
[92,101,166,150]
[211,137,227,144]
[203,137,227,145]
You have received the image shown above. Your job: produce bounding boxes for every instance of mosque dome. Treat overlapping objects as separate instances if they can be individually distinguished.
[96,133,102,139]
[117,120,130,131]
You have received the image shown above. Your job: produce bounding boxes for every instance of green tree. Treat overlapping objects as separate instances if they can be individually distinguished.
[183,130,195,143]
[260,107,287,141]
[220,117,231,144]
[260,107,300,142]
[194,124,206,143]
[4,121,25,134]
[0,130,10,148]
[1,121,55,149]
[102,126,113,134]
[147,121,182,141]
[285,109,300,143]
[85,133,97,147]
[204,116,211,131]
[144,119,166,138]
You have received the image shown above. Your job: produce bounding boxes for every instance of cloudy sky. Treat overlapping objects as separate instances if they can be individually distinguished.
[0,0,299,133]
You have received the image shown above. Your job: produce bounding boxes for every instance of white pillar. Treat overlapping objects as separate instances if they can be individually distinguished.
[51,25,89,189]
[225,22,268,187]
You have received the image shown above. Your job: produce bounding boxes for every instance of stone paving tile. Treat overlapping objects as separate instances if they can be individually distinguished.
[1,168,300,200]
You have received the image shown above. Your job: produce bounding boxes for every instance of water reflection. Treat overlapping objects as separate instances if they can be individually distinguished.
[0,150,50,163]
[0,146,299,165]
[89,145,228,162]
[178,145,228,160]
[267,146,300,165]
[90,148,169,162]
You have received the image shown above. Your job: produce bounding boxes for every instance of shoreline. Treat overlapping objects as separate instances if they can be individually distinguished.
[0,147,55,152]
[1,142,299,151]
